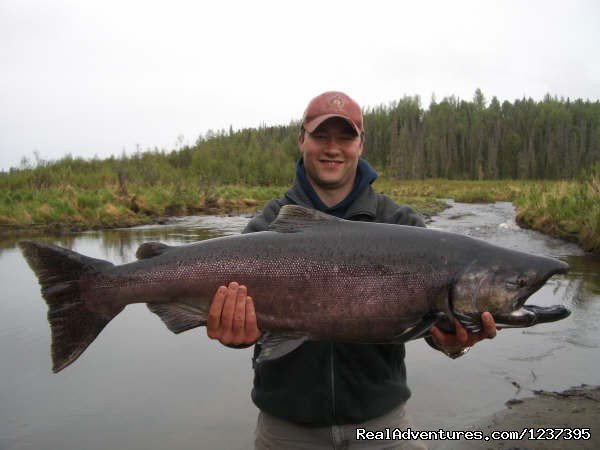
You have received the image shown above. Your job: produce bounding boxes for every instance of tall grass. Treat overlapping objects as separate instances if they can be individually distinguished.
[1,162,599,254]
[373,179,529,203]
[514,164,600,253]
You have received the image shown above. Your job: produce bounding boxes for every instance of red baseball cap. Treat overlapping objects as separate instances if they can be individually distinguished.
[302,91,363,135]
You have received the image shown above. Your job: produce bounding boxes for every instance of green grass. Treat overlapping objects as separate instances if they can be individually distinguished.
[372,178,531,216]
[1,176,599,254]
[514,168,600,253]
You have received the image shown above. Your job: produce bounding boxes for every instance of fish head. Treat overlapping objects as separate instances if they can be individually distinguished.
[450,253,570,332]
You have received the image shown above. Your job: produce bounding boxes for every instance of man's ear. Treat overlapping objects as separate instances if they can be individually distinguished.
[298,128,305,145]
[358,133,365,156]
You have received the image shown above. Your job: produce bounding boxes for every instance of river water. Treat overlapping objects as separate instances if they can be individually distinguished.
[0,202,598,449]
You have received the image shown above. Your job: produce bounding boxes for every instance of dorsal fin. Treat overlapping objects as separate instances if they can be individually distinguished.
[135,242,174,260]
[267,205,338,233]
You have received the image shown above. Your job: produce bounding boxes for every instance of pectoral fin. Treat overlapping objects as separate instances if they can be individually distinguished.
[393,313,442,343]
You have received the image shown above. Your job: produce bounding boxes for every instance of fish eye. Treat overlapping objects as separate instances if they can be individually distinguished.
[506,276,528,289]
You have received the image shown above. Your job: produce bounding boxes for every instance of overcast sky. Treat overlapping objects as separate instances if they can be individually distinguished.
[1,0,599,171]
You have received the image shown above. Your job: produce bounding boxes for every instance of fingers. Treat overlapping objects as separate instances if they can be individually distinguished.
[432,320,468,347]
[206,282,261,346]
[219,282,239,339]
[430,313,497,354]
[207,285,227,339]
[231,285,247,343]
[462,313,497,346]
[429,325,444,344]
[429,324,461,352]
[481,312,497,339]
[463,312,497,345]
[454,319,469,345]
[206,282,239,343]
[245,297,262,342]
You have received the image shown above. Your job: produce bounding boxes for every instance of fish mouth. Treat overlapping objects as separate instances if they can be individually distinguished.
[497,260,571,328]
[511,260,570,310]
[494,304,571,328]
[453,259,570,332]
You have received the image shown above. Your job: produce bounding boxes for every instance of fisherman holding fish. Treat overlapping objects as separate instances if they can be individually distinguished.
[206,92,498,449]
[20,92,569,446]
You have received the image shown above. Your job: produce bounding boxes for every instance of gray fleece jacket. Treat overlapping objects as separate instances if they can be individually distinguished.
[244,170,426,427]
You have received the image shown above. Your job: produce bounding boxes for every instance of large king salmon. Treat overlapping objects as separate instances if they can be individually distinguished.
[19,205,570,372]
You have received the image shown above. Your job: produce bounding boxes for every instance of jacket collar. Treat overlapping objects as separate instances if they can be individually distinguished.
[285,159,379,220]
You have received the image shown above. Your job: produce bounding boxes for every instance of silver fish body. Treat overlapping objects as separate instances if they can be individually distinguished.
[19,205,570,372]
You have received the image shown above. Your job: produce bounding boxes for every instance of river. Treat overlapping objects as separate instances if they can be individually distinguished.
[0,202,598,449]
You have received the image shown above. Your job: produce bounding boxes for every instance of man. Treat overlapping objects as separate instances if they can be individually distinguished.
[206,91,497,449]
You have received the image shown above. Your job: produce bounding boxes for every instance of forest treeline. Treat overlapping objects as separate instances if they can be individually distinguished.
[2,90,600,189]
[1,91,599,253]
[367,90,600,180]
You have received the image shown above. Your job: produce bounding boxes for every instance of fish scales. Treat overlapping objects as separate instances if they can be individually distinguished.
[19,205,571,372]
[89,236,443,340]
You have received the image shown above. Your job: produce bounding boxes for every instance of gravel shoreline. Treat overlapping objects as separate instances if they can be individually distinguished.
[433,385,599,450]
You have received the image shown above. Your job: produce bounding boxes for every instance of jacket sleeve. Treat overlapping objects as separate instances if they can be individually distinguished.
[377,194,426,228]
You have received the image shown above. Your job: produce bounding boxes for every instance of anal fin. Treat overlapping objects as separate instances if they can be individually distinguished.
[147,302,207,334]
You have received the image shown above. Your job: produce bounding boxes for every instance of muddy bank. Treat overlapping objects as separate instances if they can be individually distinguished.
[433,385,599,450]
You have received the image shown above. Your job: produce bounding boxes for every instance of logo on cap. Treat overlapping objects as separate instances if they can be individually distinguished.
[302,91,363,134]
[329,95,345,110]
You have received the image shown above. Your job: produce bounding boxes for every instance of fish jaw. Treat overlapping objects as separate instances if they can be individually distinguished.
[493,259,570,327]
[494,304,571,329]
[509,258,570,310]
[451,255,570,332]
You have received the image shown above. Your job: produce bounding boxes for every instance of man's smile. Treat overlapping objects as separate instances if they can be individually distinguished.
[318,159,344,168]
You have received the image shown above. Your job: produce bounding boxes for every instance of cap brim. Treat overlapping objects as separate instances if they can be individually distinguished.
[304,114,361,135]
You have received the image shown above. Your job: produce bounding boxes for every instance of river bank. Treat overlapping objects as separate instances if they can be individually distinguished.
[2,200,597,450]
[0,181,448,236]
[1,178,598,253]
[433,385,600,450]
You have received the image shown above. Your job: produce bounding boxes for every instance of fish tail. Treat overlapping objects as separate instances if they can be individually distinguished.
[19,241,116,373]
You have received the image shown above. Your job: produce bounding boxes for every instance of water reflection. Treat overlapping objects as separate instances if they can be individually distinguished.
[89,227,220,263]
[2,215,250,263]
[565,254,600,296]
[1,213,255,450]
[408,202,600,437]
[2,205,600,450]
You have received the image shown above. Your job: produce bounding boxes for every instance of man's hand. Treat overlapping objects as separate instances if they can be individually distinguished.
[429,311,497,355]
[206,282,262,346]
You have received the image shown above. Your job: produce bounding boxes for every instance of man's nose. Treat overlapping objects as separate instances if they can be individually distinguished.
[323,137,344,150]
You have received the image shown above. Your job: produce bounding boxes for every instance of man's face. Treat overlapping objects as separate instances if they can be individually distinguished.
[298,117,364,192]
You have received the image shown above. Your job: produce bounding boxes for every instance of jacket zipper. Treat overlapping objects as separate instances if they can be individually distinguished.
[330,342,336,421]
